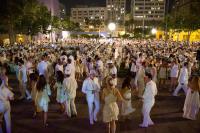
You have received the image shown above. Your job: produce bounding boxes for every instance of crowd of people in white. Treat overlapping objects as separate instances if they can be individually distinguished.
[0,38,199,133]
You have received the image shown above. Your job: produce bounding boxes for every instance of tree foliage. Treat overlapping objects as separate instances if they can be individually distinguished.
[15,0,52,36]
[165,0,200,32]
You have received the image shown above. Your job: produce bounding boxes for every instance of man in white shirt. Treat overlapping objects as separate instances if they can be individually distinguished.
[82,70,100,125]
[64,59,75,79]
[173,62,189,96]
[136,53,143,67]
[37,54,48,76]
[130,59,137,78]
[55,59,64,73]
[140,72,157,128]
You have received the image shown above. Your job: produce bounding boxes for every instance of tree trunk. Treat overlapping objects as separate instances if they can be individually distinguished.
[187,31,191,45]
[177,32,180,42]
[8,21,15,44]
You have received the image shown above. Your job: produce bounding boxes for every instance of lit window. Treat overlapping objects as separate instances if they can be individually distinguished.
[135,7,139,10]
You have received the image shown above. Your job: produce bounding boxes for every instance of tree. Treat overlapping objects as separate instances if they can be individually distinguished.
[166,0,200,43]
[15,0,51,38]
[0,0,52,43]
[0,0,26,44]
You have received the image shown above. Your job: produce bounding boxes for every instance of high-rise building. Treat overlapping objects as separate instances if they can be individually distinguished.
[70,6,108,31]
[38,0,61,17]
[106,0,126,25]
[131,0,165,28]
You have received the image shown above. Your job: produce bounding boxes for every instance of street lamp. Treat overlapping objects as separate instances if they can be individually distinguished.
[108,22,116,38]
[108,22,116,31]
[151,28,157,35]
[62,31,70,39]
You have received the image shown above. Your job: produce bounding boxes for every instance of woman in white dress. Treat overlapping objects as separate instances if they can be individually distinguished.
[30,73,39,118]
[169,60,179,92]
[75,59,81,81]
[150,63,157,83]
[183,76,200,120]
[35,75,51,127]
[158,61,167,89]
[63,71,78,118]
[0,67,14,133]
[121,76,135,119]
[54,71,65,113]
[102,77,123,133]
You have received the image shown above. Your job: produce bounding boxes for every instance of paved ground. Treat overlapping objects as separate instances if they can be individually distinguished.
[5,74,200,133]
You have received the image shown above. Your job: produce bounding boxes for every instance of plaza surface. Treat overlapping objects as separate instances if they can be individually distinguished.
[7,74,200,133]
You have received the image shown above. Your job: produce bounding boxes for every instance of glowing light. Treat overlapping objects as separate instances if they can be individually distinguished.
[108,23,116,31]
[89,25,94,29]
[151,28,157,34]
[62,31,70,38]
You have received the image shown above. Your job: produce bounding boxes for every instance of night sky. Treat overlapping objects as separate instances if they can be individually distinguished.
[59,0,131,16]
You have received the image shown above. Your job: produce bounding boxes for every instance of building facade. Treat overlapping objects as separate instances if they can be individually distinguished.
[70,6,108,31]
[131,0,165,28]
[106,0,126,25]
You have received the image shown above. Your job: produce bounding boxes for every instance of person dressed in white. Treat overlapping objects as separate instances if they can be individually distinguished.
[121,76,135,118]
[0,67,14,133]
[18,59,31,100]
[60,52,68,66]
[170,60,179,92]
[65,59,75,79]
[183,76,200,120]
[63,67,78,118]
[26,57,34,78]
[37,54,48,77]
[109,63,118,87]
[135,62,145,98]
[136,53,143,67]
[130,60,137,79]
[173,62,188,96]
[140,72,157,128]
[96,56,104,86]
[150,63,157,83]
[55,59,64,73]
[82,70,100,125]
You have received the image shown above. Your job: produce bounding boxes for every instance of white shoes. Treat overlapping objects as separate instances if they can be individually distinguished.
[172,93,178,96]
[26,95,32,100]
[139,123,154,128]
[139,124,148,128]
[90,120,94,125]
[94,117,98,122]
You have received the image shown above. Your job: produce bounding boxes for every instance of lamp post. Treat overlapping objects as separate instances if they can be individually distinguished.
[108,22,116,38]
[151,28,157,35]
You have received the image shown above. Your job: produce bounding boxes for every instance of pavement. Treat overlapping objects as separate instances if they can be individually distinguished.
[5,74,200,133]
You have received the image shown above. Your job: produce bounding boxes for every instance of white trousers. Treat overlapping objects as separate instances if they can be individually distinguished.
[173,83,188,96]
[86,95,100,124]
[21,82,31,98]
[65,98,77,117]
[0,102,11,133]
[141,101,154,127]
